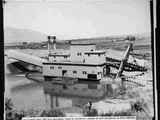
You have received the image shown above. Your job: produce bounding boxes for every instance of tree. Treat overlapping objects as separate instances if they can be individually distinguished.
[5,98,13,111]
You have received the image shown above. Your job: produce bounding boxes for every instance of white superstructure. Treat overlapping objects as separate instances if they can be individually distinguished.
[70,44,96,62]
[42,36,109,81]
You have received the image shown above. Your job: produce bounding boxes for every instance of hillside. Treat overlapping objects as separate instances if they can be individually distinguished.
[4,27,47,44]
[4,27,150,44]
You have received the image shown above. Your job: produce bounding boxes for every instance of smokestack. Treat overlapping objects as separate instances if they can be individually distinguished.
[52,36,56,50]
[47,36,56,54]
[47,36,51,54]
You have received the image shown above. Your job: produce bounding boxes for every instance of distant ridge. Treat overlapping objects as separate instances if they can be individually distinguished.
[4,27,150,44]
[67,32,151,41]
[65,33,151,45]
[4,27,47,44]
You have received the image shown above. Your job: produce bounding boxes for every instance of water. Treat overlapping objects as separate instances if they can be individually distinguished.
[5,74,109,111]
[5,57,108,111]
[5,73,46,110]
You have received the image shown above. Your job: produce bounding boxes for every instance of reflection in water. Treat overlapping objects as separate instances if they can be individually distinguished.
[5,54,114,111]
[11,82,41,93]
[49,95,59,109]
[6,67,113,111]
[43,81,113,110]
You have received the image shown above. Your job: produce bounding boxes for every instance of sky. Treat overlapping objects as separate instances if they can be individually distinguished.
[3,0,151,40]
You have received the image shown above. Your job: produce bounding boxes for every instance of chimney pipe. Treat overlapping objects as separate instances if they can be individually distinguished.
[52,36,56,50]
[47,36,56,54]
[47,36,51,54]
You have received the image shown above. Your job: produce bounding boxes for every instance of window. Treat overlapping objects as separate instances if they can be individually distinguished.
[73,71,77,74]
[50,66,54,69]
[77,53,82,56]
[82,71,87,74]
[98,72,101,75]
[58,66,62,69]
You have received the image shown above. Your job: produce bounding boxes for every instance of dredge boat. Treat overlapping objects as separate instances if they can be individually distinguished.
[6,36,148,86]
[43,36,109,81]
[42,36,147,82]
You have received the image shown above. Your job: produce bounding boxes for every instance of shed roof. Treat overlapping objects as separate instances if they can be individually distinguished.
[84,50,106,54]
[70,43,96,46]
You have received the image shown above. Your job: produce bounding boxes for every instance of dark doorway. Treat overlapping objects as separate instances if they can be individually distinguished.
[62,70,67,76]
[87,74,97,80]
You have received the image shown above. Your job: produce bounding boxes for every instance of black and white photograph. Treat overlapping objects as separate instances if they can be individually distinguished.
[3,0,156,119]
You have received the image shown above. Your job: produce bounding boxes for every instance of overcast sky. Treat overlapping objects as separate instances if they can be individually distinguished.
[4,0,151,39]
